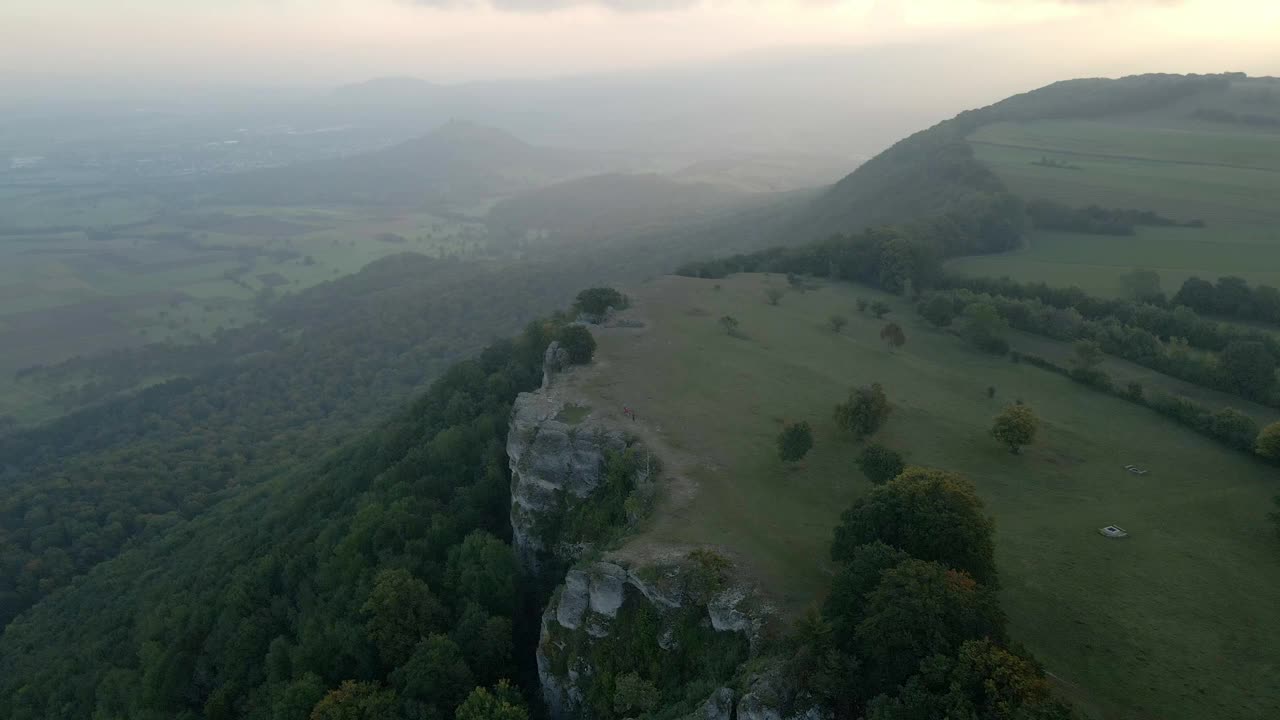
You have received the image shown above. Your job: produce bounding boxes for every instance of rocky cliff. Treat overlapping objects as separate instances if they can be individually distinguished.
[507,342,641,572]
[509,341,806,719]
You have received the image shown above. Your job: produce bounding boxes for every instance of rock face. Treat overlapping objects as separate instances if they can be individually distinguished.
[542,341,571,388]
[538,557,768,719]
[507,389,629,571]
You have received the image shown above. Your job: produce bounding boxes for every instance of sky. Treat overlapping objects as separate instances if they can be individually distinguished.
[2,0,1278,92]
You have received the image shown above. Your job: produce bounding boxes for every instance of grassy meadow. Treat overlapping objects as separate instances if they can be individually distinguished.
[583,273,1280,720]
[955,115,1280,295]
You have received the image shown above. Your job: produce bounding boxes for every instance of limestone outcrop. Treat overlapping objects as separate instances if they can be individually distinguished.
[506,392,632,570]
[537,555,771,719]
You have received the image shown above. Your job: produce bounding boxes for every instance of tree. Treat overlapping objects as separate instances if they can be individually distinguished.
[574,287,628,317]
[1256,421,1280,460]
[557,325,596,364]
[961,302,1008,355]
[446,531,517,617]
[870,301,891,319]
[824,541,910,643]
[855,560,1004,692]
[856,298,869,313]
[857,443,905,485]
[1210,407,1258,451]
[613,672,660,716]
[765,288,785,306]
[991,404,1038,454]
[880,323,906,351]
[719,315,740,336]
[828,315,848,333]
[1119,268,1163,303]
[391,635,474,716]
[1269,496,1280,541]
[1219,341,1276,397]
[309,681,397,720]
[831,467,997,585]
[919,294,955,327]
[866,639,1071,720]
[1069,339,1104,371]
[834,383,892,439]
[778,421,814,462]
[455,681,528,720]
[362,568,447,667]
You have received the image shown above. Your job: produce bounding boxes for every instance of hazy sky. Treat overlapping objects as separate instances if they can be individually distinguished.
[2,0,1277,90]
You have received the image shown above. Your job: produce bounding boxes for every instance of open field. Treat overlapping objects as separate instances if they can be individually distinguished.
[583,273,1280,720]
[960,115,1280,295]
[0,193,489,422]
[947,227,1280,298]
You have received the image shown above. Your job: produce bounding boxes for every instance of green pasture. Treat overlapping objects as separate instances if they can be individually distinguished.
[959,115,1280,295]
[947,228,1280,298]
[583,273,1280,720]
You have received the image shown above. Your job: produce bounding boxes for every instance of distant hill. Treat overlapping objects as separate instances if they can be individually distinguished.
[803,72,1246,240]
[486,173,752,243]
[212,120,606,208]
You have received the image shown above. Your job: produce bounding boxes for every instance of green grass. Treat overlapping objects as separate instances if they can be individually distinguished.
[947,227,1280,298]
[959,115,1280,296]
[583,273,1280,720]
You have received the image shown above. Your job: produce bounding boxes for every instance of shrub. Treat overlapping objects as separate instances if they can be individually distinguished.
[557,325,596,364]
[575,287,628,317]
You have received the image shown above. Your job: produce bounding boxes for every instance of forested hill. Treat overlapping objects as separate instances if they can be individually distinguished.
[0,322,559,719]
[802,72,1239,239]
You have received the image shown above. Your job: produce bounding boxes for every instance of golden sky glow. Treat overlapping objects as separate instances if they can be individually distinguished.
[1,0,1277,88]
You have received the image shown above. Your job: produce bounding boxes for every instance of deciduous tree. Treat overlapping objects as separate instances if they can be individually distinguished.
[855,560,1004,692]
[991,404,1038,454]
[778,421,814,462]
[857,443,905,485]
[831,467,997,585]
[834,383,892,439]
[1255,421,1280,460]
[880,323,906,351]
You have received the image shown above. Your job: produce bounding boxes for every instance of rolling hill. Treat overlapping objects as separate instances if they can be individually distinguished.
[212,120,608,208]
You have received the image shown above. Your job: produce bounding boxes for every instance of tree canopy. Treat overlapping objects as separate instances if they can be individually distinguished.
[991,404,1038,454]
[834,383,892,439]
[832,467,997,585]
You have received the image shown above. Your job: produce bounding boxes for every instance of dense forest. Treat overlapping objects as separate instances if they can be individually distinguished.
[0,315,600,719]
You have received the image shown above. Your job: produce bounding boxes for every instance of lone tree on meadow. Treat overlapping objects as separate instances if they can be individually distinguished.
[991,403,1038,454]
[778,421,814,462]
[828,314,848,333]
[870,301,891,319]
[719,315,740,336]
[856,298,869,313]
[1255,421,1280,461]
[765,288,785,306]
[880,322,906,351]
[857,443,905,484]
[574,287,628,317]
[834,382,892,439]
